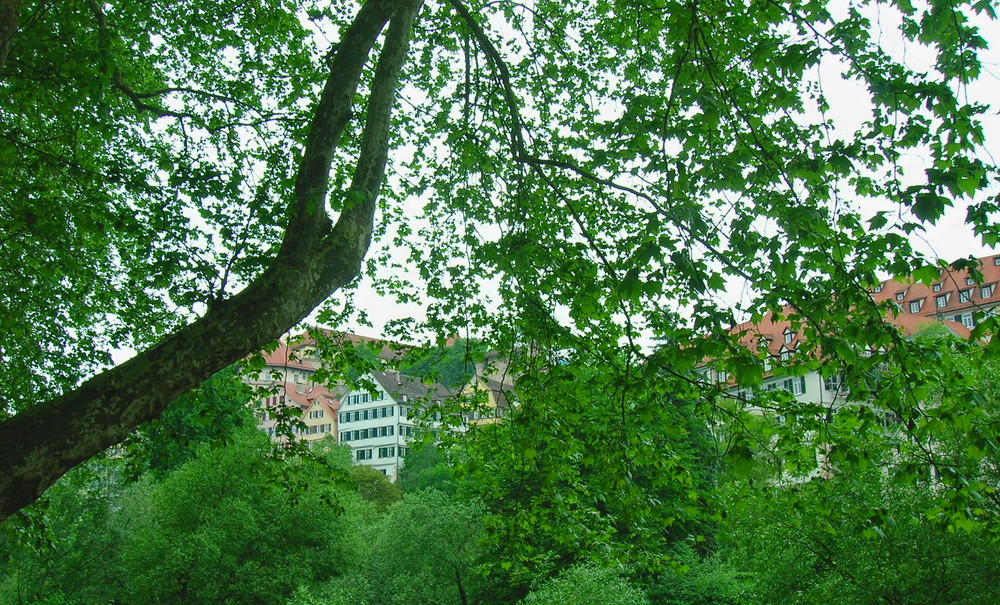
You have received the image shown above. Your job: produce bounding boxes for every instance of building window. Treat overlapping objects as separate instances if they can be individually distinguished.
[340,431,350,442]
[935,294,949,308]
[959,289,973,303]
[378,446,396,458]
[982,284,995,298]
[908,300,922,313]
[356,449,373,461]
[781,377,806,395]
[966,276,976,286]
[783,329,794,344]
[779,348,793,362]
[824,374,847,393]
[954,313,974,328]
[895,291,905,301]
[932,283,942,292]
[994,257,1000,266]
[873,284,883,293]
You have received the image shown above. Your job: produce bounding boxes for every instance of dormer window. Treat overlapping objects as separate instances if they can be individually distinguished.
[966,277,976,286]
[908,300,922,313]
[783,328,794,344]
[895,292,905,301]
[983,284,995,298]
[873,284,883,293]
[959,289,973,303]
[935,294,949,308]
[780,348,793,362]
[932,283,942,293]
[994,257,1000,266]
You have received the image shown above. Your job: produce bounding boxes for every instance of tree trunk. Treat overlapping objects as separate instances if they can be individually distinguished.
[0,0,422,523]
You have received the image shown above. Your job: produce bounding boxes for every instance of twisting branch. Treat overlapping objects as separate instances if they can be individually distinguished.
[318,0,423,277]
[447,0,527,157]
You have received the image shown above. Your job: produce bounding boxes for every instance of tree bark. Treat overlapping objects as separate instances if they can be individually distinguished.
[0,0,422,523]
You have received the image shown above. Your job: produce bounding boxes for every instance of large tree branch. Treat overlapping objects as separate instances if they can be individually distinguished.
[281,0,399,263]
[0,0,421,523]
[322,0,422,266]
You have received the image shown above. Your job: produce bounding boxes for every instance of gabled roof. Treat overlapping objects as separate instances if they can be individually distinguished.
[730,314,806,357]
[281,383,342,412]
[262,341,318,371]
[729,306,971,359]
[872,254,1000,317]
[888,313,971,339]
[292,328,404,361]
[368,370,452,401]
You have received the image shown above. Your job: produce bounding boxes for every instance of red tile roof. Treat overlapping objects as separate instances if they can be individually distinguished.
[730,305,971,361]
[280,383,342,412]
[262,341,318,371]
[872,255,1000,320]
[290,328,404,361]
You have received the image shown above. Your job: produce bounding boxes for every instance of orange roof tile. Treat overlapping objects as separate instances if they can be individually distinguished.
[872,254,1000,318]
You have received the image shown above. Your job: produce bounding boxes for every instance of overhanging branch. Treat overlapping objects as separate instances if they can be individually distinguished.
[0,0,419,523]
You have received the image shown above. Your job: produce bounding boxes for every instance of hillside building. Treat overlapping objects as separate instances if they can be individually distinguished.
[872,254,1000,328]
[338,370,453,480]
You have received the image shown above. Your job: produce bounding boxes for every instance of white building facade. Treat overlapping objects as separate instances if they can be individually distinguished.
[338,371,450,480]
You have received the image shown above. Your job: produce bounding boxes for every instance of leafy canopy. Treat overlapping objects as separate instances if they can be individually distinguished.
[0,0,997,523]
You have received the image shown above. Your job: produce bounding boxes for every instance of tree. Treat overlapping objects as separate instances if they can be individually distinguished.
[118,367,256,481]
[0,456,126,604]
[115,429,371,604]
[396,443,458,495]
[347,462,403,510]
[1,0,996,524]
[719,466,1000,604]
[0,0,421,520]
[362,489,485,605]
[455,355,721,580]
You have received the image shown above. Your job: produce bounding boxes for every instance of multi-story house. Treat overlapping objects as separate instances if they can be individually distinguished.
[872,254,1000,329]
[338,370,453,480]
[458,353,516,425]
[250,331,405,445]
[722,310,971,407]
[716,254,998,406]
[250,337,346,443]
[249,331,511,478]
